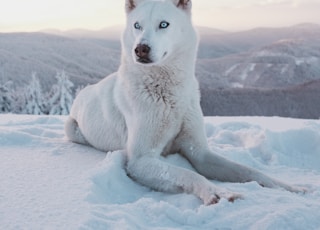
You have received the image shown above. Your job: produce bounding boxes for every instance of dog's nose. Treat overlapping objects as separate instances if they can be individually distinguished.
[135,44,150,59]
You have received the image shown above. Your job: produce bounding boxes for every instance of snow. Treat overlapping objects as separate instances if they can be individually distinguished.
[224,64,239,76]
[295,56,318,66]
[1,114,320,229]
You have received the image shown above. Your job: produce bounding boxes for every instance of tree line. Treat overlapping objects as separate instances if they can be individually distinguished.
[0,71,74,115]
[200,83,320,119]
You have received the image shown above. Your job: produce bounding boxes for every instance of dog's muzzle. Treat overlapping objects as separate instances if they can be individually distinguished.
[135,44,152,64]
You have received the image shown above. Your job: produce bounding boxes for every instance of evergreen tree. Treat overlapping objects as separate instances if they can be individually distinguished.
[0,82,13,113]
[25,73,44,115]
[11,87,28,114]
[48,71,74,115]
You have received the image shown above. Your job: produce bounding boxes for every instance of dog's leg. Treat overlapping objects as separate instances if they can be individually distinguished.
[183,147,305,192]
[124,116,241,204]
[177,111,306,193]
[126,155,242,204]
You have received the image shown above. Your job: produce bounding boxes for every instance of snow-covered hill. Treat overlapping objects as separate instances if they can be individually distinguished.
[0,32,120,90]
[197,23,320,58]
[198,38,320,89]
[1,23,320,91]
[1,115,320,229]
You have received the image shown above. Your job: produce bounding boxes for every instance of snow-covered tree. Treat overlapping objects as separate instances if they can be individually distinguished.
[11,88,28,114]
[0,82,13,113]
[24,73,45,115]
[48,71,74,115]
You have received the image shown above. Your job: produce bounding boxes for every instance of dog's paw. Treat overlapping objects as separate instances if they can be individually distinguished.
[217,190,243,203]
[202,188,243,205]
[204,195,220,205]
[287,185,309,194]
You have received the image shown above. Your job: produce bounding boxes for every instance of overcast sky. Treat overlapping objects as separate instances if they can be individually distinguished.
[0,0,319,32]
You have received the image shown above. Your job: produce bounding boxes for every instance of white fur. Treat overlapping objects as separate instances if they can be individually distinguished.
[65,0,305,204]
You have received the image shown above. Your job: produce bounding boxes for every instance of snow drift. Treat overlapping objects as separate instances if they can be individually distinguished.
[0,115,320,229]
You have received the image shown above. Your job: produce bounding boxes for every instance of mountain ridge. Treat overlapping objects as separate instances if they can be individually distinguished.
[1,23,320,91]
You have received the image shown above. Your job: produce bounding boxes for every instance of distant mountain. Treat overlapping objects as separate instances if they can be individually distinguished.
[41,26,123,40]
[1,23,320,92]
[42,26,228,40]
[196,23,320,59]
[197,38,320,89]
[0,32,120,90]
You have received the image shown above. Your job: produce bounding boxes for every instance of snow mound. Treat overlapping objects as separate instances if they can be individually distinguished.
[1,115,320,229]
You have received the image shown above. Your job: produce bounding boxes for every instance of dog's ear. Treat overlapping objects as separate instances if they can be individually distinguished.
[173,0,192,12]
[125,0,146,13]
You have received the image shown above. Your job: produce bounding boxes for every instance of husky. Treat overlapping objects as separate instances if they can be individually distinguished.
[65,0,305,204]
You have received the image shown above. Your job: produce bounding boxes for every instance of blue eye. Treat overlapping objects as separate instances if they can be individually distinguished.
[159,21,170,29]
[134,22,141,30]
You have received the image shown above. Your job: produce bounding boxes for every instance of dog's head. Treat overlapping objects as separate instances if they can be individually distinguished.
[122,0,196,66]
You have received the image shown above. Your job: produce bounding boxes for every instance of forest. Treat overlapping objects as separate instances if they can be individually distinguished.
[0,71,74,115]
[201,81,320,119]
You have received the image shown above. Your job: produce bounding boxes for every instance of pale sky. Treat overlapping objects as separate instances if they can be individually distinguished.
[0,0,319,32]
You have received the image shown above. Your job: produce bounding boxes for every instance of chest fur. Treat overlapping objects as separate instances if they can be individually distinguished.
[130,68,186,109]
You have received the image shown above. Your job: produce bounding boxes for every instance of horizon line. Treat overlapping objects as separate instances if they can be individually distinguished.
[1,22,319,34]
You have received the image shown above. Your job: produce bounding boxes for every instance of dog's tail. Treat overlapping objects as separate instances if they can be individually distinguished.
[65,117,88,145]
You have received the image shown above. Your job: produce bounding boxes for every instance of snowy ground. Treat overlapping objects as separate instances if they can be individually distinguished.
[1,114,320,230]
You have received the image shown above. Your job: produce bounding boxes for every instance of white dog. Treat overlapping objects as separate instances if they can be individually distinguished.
[65,0,304,204]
